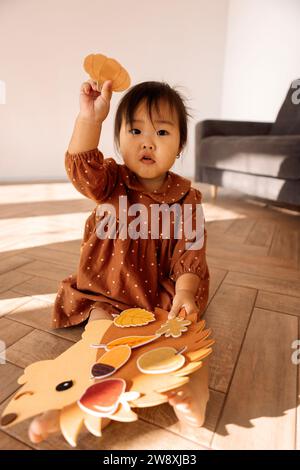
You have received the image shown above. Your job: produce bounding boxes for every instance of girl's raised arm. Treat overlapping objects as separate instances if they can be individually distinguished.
[68,79,112,154]
[65,80,118,202]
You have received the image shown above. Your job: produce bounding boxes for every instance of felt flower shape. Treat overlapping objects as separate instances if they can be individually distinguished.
[155,317,191,338]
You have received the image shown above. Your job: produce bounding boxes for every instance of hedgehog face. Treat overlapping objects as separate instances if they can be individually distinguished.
[1,320,114,428]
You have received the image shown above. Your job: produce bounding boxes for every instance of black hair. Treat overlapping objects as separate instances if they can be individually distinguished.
[114,81,193,156]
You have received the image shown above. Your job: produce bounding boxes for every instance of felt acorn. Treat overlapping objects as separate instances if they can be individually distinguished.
[83,53,131,92]
[90,345,131,379]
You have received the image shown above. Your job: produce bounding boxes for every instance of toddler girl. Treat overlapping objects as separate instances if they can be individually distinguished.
[28,79,210,444]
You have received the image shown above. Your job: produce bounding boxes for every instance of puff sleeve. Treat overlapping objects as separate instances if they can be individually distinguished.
[169,189,209,284]
[65,148,119,202]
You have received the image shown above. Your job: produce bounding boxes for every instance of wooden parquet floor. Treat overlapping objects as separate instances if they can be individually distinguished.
[0,181,299,450]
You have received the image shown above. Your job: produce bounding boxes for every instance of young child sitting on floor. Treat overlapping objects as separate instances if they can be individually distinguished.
[28,78,210,444]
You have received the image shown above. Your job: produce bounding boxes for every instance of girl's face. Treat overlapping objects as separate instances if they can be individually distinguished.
[119,99,181,185]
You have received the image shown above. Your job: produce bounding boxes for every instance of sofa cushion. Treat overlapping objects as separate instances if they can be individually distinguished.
[198,167,300,206]
[198,135,300,180]
[271,80,300,135]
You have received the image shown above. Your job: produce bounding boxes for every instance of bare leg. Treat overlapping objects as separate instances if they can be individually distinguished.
[163,360,210,427]
[28,307,113,444]
[28,410,111,444]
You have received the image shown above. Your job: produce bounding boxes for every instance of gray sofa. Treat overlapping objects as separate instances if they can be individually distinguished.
[195,80,300,207]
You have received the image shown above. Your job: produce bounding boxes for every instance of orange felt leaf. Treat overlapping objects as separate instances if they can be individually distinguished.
[106,335,158,349]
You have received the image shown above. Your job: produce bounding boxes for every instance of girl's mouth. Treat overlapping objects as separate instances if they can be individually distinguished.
[140,156,155,164]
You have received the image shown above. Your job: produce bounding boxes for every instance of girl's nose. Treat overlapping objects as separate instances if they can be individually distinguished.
[142,142,154,150]
[142,143,155,150]
[140,132,155,150]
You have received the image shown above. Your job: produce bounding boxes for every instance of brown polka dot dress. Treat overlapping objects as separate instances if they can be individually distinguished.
[51,148,209,329]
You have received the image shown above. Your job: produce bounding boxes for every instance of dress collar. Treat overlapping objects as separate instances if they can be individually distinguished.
[119,164,191,203]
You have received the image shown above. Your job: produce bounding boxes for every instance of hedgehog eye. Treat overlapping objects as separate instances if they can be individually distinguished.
[56,380,74,392]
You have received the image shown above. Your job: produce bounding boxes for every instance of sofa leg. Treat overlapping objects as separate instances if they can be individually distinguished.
[211,185,218,200]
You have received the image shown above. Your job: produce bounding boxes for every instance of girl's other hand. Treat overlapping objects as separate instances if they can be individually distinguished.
[78,79,113,124]
[168,289,199,321]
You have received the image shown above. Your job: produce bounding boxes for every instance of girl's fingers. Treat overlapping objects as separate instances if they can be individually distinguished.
[87,79,101,91]
[80,82,90,95]
[80,81,100,95]
[85,79,112,93]
[168,307,180,320]
[100,80,113,101]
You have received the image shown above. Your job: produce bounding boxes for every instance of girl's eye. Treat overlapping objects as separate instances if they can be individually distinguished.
[157,130,169,136]
[129,129,169,136]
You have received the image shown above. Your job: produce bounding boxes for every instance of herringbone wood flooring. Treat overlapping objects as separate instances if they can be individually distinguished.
[0,181,299,450]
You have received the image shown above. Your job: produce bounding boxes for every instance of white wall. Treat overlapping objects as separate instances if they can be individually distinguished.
[0,0,229,182]
[221,0,300,121]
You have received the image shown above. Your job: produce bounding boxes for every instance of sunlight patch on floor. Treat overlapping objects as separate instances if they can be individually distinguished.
[0,213,89,252]
[0,182,85,204]
[203,202,247,223]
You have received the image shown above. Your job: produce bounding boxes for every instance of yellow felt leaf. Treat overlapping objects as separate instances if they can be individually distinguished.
[114,308,155,328]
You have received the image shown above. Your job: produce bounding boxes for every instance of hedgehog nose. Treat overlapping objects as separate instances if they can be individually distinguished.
[1,413,18,426]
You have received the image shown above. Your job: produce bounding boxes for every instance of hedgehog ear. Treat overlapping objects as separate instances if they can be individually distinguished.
[18,360,54,385]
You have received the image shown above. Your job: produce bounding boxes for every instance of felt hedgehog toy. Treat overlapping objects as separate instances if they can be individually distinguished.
[1,307,214,447]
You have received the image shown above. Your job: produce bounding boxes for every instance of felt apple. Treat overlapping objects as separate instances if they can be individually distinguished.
[137,347,186,374]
